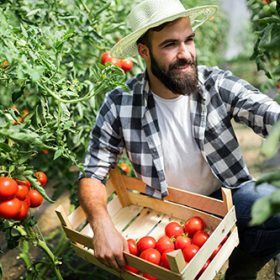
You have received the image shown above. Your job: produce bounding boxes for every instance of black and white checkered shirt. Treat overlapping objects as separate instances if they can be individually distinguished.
[81,66,280,198]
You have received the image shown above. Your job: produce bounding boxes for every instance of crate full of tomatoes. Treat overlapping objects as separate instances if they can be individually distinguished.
[56,168,239,280]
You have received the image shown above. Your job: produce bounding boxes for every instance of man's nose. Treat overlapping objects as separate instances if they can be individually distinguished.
[177,43,192,60]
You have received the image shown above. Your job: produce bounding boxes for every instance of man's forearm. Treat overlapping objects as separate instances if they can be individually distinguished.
[78,177,109,226]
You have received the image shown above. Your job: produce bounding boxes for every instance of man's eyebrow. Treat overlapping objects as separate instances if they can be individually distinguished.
[158,32,196,48]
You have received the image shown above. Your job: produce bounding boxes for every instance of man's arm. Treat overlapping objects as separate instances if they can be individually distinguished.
[78,177,128,271]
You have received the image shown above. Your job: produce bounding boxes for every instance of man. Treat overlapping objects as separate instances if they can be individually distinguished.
[78,0,280,279]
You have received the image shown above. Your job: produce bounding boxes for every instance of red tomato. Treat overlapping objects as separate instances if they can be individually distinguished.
[34,171,48,186]
[16,201,29,220]
[140,248,161,265]
[143,273,158,280]
[101,52,111,64]
[120,163,130,174]
[28,190,44,208]
[192,230,209,248]
[210,243,222,260]
[16,184,29,200]
[155,235,174,254]
[196,259,211,278]
[0,197,22,219]
[165,221,184,238]
[125,264,139,274]
[120,59,134,72]
[182,244,200,262]
[127,239,138,255]
[160,249,173,269]
[174,235,192,250]
[15,179,31,189]
[0,177,18,200]
[184,216,205,237]
[137,236,156,252]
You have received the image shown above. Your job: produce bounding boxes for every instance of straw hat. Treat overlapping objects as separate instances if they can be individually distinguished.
[110,0,217,58]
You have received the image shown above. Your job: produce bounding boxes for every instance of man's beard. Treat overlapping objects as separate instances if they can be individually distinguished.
[150,50,199,96]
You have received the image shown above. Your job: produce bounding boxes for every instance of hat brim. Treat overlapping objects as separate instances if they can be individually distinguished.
[111,5,217,59]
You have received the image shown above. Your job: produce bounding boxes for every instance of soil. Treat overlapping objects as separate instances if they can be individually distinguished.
[0,122,279,280]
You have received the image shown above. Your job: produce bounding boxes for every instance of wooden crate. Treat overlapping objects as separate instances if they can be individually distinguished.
[56,168,239,280]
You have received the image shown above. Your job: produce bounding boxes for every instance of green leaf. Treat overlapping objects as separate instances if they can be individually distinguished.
[0,143,11,152]
[54,148,64,160]
[250,196,272,225]
[257,171,280,185]
[261,120,280,158]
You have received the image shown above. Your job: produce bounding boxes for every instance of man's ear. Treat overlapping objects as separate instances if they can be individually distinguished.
[138,43,149,59]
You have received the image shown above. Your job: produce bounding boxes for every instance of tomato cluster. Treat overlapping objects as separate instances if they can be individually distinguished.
[101,52,134,72]
[0,171,47,221]
[126,216,229,280]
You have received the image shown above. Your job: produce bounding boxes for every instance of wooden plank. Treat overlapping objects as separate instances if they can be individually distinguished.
[199,227,239,280]
[181,206,238,279]
[109,168,131,207]
[122,208,164,240]
[107,194,123,217]
[80,223,93,237]
[111,204,143,232]
[55,205,73,229]
[67,206,87,230]
[122,175,146,193]
[167,250,186,274]
[63,226,93,249]
[128,191,221,230]
[164,187,228,217]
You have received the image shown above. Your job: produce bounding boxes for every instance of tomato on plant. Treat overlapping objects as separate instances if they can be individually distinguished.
[192,230,209,248]
[0,197,22,219]
[137,236,156,252]
[28,189,44,208]
[16,184,29,200]
[16,201,29,220]
[184,216,205,237]
[34,171,48,186]
[0,177,18,200]
[101,52,111,64]
[155,235,174,254]
[174,235,191,250]
[120,163,130,174]
[127,238,138,256]
[120,59,134,72]
[182,244,200,263]
[15,179,31,189]
[139,248,161,265]
[165,221,184,238]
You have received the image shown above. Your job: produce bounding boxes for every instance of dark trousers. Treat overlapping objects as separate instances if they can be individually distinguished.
[210,182,280,280]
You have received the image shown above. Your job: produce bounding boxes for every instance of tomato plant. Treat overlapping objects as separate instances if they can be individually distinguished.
[15,184,29,200]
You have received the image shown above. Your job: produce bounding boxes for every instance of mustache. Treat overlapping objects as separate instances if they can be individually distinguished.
[170,59,195,70]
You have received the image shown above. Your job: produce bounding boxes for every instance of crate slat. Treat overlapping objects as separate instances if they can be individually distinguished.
[122,208,164,240]
[128,191,221,230]
[111,204,143,232]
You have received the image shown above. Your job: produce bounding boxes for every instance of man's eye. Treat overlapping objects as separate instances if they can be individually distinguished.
[164,43,175,48]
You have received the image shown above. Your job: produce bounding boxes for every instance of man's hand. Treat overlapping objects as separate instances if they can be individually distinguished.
[78,177,129,271]
[92,217,128,271]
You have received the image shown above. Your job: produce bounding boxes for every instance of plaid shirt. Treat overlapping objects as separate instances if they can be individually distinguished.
[81,66,280,198]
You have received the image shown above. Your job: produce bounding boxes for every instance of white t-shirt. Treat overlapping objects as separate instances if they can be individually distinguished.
[152,93,221,195]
